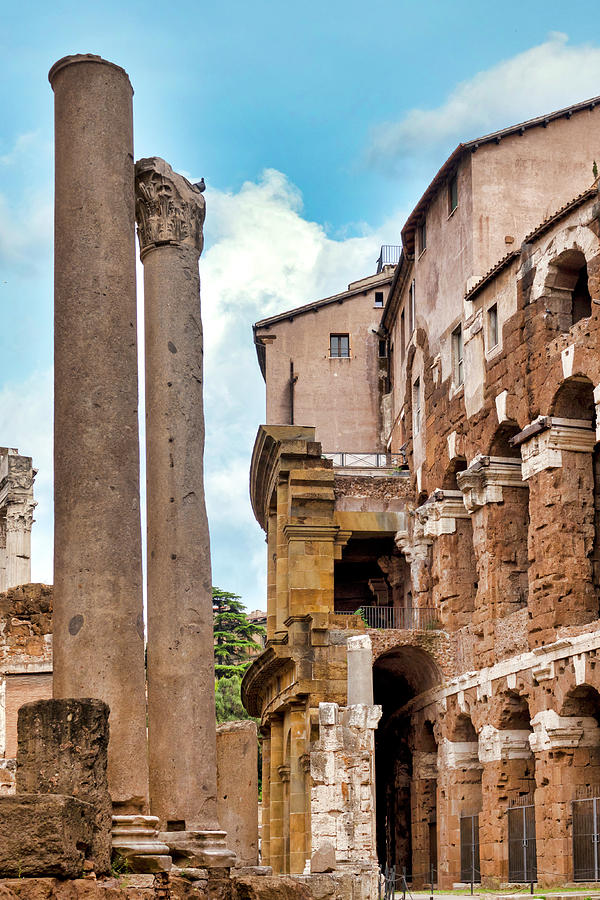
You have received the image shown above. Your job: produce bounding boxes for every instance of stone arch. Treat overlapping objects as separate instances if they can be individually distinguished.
[373,644,443,877]
[530,224,600,331]
[488,421,522,458]
[560,683,600,720]
[442,457,467,489]
[550,375,595,421]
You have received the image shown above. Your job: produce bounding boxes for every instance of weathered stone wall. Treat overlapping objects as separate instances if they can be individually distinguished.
[0,584,53,793]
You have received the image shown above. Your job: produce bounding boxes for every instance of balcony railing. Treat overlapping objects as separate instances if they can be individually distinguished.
[334,606,441,631]
[323,452,405,469]
[376,244,402,273]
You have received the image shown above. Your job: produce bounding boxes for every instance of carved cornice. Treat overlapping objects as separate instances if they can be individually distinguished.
[519,417,596,480]
[457,455,525,513]
[416,489,470,537]
[135,157,205,259]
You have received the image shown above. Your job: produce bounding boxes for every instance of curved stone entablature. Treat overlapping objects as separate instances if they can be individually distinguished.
[249,424,320,530]
[135,157,205,259]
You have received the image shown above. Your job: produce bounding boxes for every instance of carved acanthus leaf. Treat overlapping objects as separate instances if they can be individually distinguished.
[135,157,205,257]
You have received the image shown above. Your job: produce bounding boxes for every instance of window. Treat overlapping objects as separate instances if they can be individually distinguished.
[330,334,350,358]
[413,378,421,435]
[409,280,416,334]
[448,174,458,214]
[374,291,384,308]
[378,339,387,358]
[452,325,464,387]
[488,304,498,348]
[400,310,405,361]
[417,220,426,255]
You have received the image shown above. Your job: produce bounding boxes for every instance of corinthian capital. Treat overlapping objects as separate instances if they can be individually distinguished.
[135,157,205,258]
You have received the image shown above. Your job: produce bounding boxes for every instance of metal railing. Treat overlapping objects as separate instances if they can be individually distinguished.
[323,452,405,469]
[334,606,441,630]
[376,244,402,272]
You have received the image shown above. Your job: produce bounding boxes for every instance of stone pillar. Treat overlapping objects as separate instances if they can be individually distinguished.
[269,716,284,874]
[530,709,600,885]
[395,517,433,611]
[135,157,233,867]
[457,456,529,665]
[478,726,535,886]
[517,418,597,647]
[436,739,481,889]
[417,490,476,631]
[48,56,165,865]
[260,729,271,866]
[410,750,438,887]
[347,634,373,706]
[267,513,277,640]
[216,721,258,868]
[0,450,36,592]
[289,702,307,874]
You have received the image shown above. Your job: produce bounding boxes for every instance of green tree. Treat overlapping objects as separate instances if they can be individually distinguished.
[213,586,265,678]
[215,673,251,724]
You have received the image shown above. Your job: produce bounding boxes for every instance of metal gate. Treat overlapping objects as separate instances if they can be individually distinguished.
[508,797,537,883]
[460,813,481,883]
[573,791,600,881]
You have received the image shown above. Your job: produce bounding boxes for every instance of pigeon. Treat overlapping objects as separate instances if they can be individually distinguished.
[194,178,206,192]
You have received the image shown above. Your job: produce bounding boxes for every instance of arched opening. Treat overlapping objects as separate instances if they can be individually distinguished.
[557,686,600,881]
[550,378,599,619]
[551,377,595,420]
[484,424,529,615]
[434,458,477,628]
[489,422,521,459]
[443,712,482,884]
[373,646,442,879]
[452,714,478,743]
[545,249,592,331]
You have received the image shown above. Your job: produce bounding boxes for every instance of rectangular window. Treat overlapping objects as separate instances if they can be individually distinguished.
[488,304,498,348]
[400,310,405,361]
[452,325,464,387]
[449,174,458,214]
[413,377,421,435]
[418,220,426,254]
[409,280,415,334]
[378,339,387,358]
[330,333,350,358]
[374,291,384,308]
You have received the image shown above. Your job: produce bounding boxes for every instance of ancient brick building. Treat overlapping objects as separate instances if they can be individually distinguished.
[244,96,600,886]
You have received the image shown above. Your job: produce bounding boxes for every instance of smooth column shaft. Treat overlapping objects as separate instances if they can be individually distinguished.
[49,54,149,812]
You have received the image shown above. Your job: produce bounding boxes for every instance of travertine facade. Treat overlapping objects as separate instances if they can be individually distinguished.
[244,97,600,889]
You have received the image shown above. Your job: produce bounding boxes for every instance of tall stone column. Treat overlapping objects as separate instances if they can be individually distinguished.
[260,729,271,865]
[135,157,233,867]
[48,55,167,868]
[269,716,284,873]
[0,449,37,591]
[289,701,307,874]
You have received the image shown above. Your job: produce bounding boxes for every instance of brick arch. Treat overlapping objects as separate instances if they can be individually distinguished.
[487,420,523,457]
[549,374,595,420]
[530,223,600,305]
[370,630,452,681]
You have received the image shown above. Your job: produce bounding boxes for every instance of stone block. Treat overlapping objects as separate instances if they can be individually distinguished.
[16,698,111,874]
[310,843,336,874]
[231,875,312,899]
[0,794,93,878]
[217,720,259,867]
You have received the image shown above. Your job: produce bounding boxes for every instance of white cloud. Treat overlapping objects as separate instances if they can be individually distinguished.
[200,168,406,608]
[367,33,600,173]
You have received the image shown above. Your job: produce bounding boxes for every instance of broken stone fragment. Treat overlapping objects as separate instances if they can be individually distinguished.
[0,794,94,878]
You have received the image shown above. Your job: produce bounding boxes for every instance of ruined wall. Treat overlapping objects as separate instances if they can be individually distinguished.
[0,584,53,793]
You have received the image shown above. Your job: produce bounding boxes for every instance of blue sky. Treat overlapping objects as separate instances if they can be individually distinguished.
[2,2,600,608]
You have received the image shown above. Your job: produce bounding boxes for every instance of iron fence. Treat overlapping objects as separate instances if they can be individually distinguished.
[323,452,405,469]
[508,797,537,883]
[573,793,600,881]
[334,606,441,631]
[460,813,481,884]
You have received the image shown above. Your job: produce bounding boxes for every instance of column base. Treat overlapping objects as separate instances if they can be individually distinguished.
[160,829,236,868]
[112,815,172,873]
